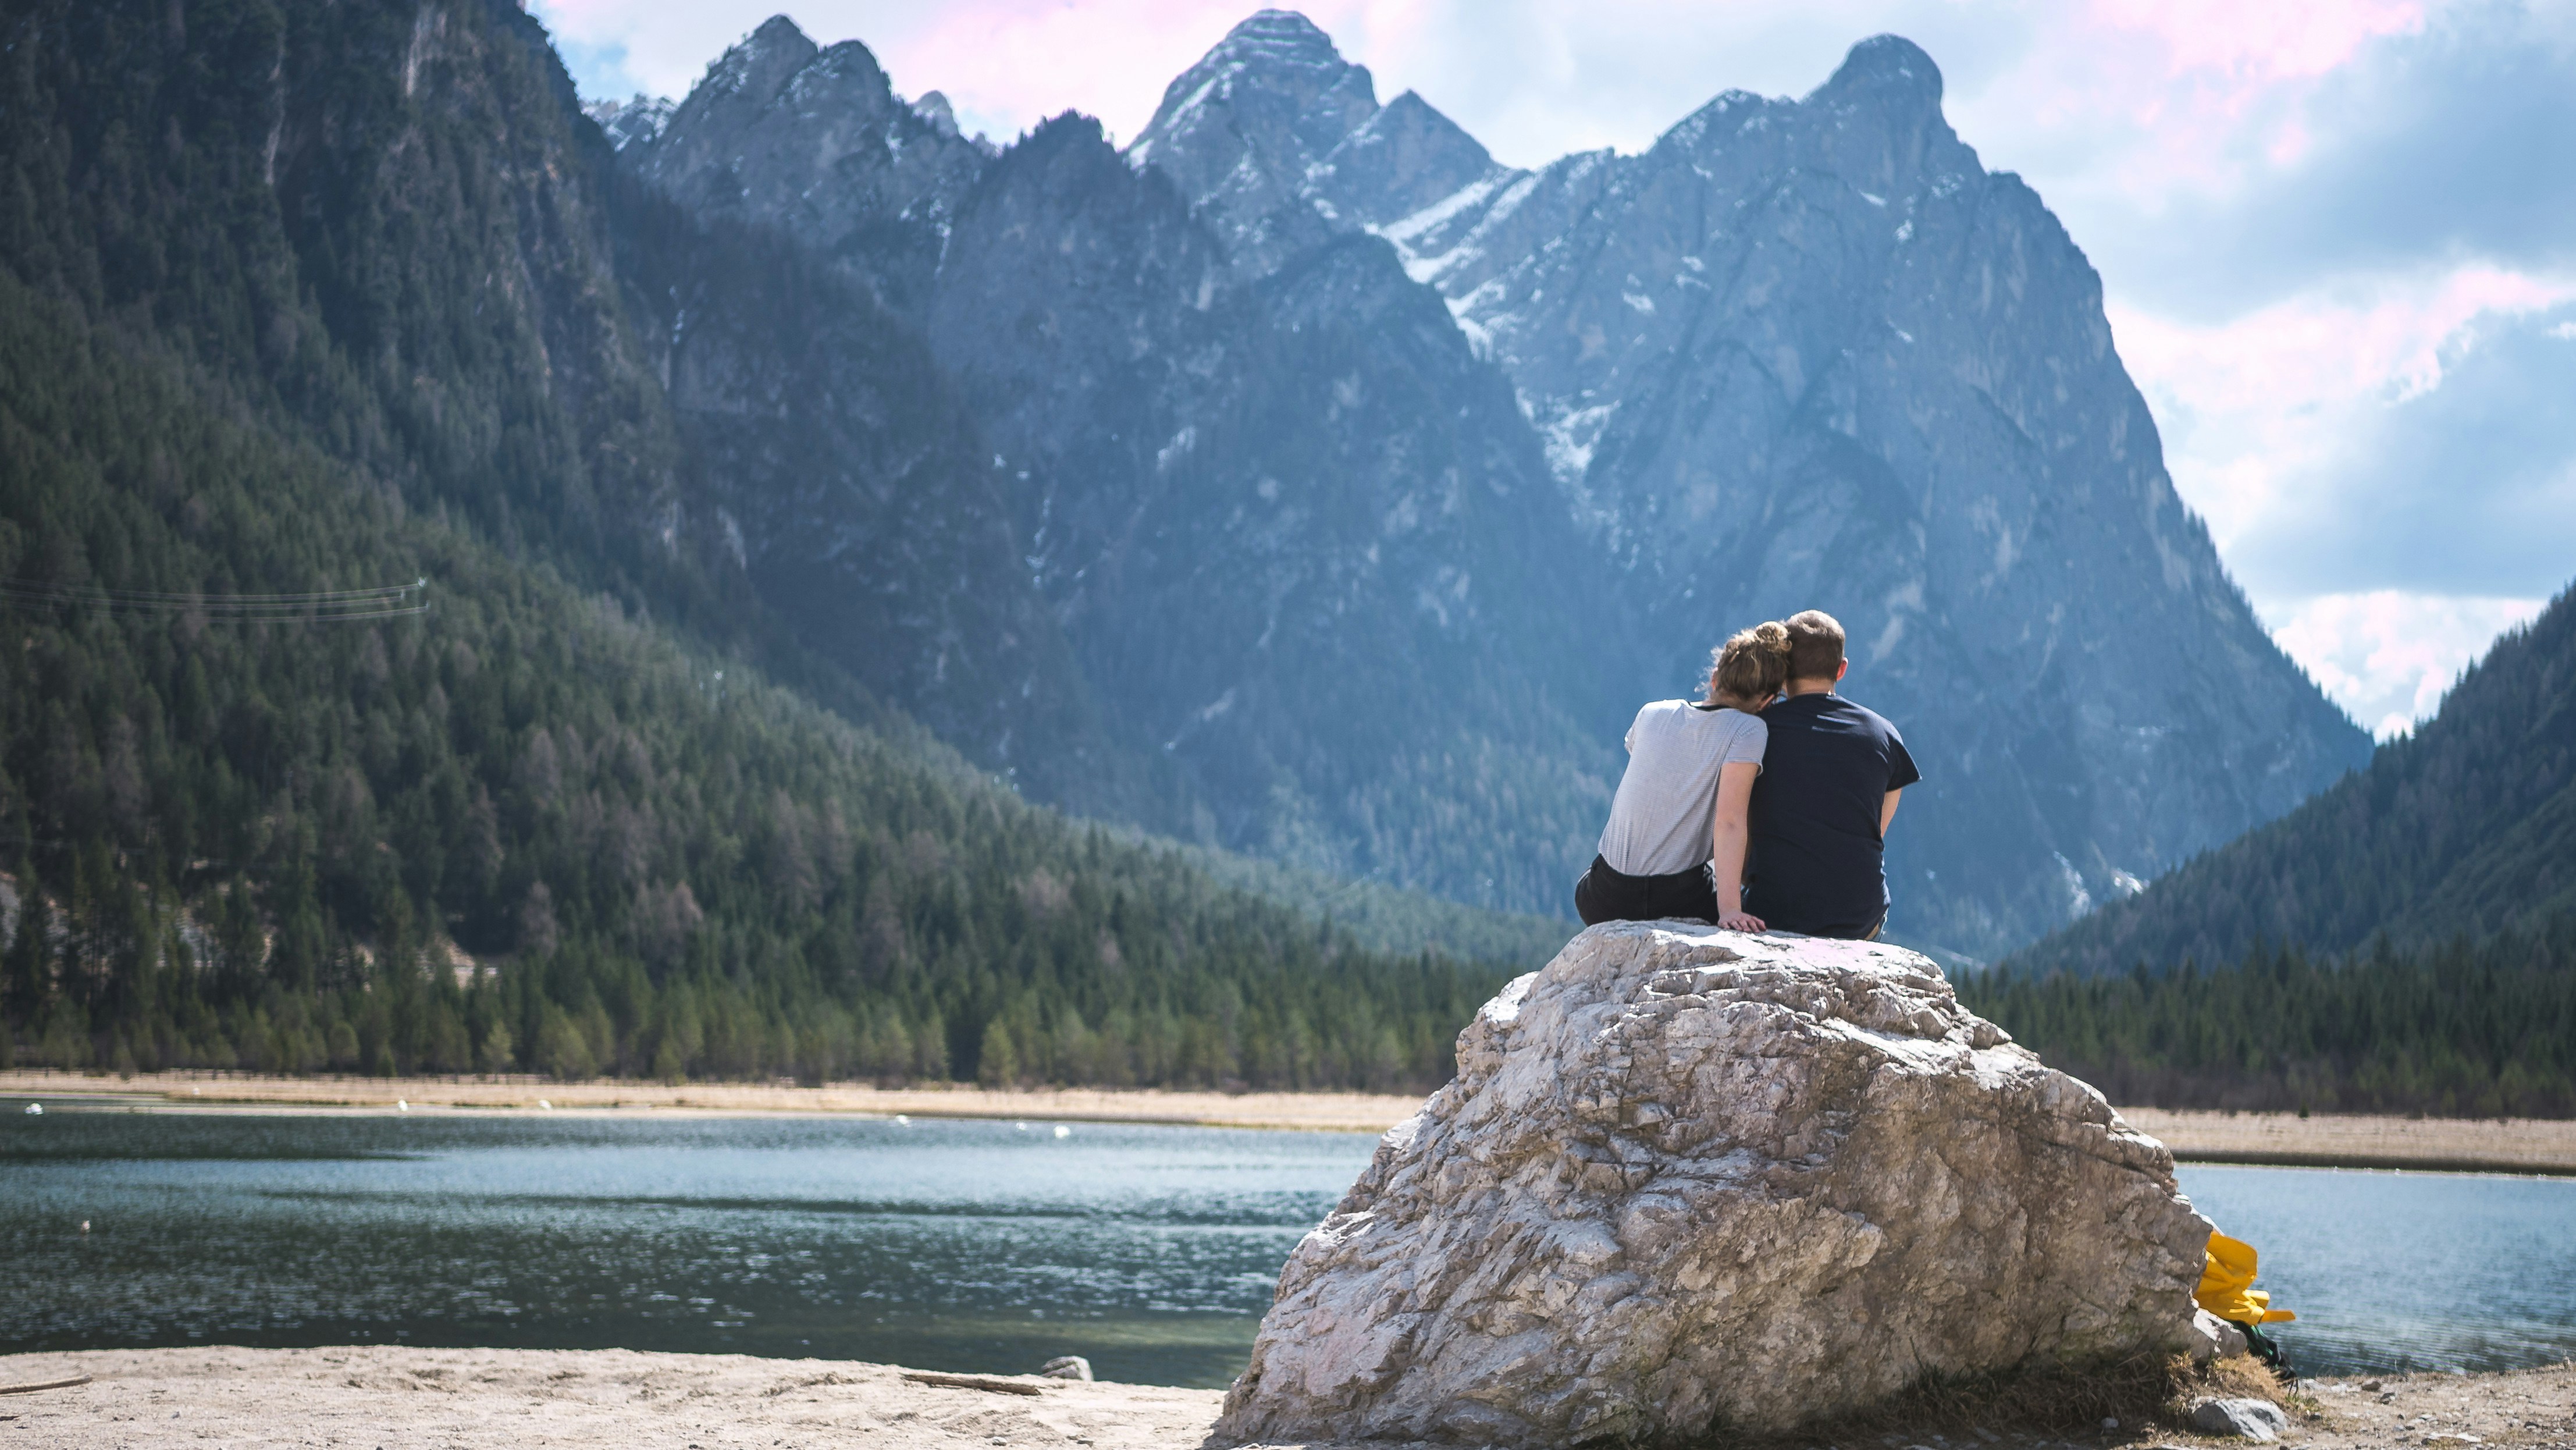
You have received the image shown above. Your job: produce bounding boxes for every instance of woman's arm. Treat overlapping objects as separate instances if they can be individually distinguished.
[1711,760,1763,932]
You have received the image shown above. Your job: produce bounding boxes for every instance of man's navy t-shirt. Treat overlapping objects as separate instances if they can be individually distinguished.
[1744,692,1921,936]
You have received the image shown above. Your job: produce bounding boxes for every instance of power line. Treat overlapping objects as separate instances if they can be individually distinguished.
[0,576,429,623]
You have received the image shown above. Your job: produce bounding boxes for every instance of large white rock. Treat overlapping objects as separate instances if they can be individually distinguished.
[1219,924,2213,1445]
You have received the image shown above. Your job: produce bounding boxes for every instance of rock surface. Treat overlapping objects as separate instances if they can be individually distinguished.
[2191,1397,2294,1440]
[1218,925,2212,1445]
[2187,1307,2253,1364]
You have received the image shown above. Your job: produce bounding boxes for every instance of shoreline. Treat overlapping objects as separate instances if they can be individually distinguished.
[0,1068,1420,1133]
[7,1069,2576,1174]
[0,1346,2568,1450]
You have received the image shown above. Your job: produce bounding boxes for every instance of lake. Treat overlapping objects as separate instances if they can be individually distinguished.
[5,1101,2571,1387]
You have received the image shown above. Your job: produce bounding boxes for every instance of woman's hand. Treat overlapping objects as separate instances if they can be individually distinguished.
[1718,909,1766,933]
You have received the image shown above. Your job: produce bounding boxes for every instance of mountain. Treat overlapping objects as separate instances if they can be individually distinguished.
[615,16,989,323]
[0,0,1535,1084]
[610,10,2368,957]
[1362,34,2375,955]
[2006,584,2576,976]
[617,21,1629,912]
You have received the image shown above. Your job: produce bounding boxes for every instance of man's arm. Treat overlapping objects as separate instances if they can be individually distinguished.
[1880,788,1903,838]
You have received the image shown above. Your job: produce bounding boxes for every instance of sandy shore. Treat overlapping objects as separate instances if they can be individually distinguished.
[8,1071,2575,1172]
[2120,1108,2576,1177]
[2,1346,2569,1449]
[0,1070,1419,1133]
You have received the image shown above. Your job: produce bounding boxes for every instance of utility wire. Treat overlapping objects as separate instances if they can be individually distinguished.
[0,576,429,623]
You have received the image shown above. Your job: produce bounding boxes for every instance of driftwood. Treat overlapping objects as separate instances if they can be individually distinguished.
[898,1371,1045,1397]
[0,1375,91,1395]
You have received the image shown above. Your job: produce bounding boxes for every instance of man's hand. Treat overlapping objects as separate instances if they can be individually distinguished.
[1718,909,1766,932]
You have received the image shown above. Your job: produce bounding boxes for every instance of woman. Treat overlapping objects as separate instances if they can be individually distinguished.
[1573,622,1790,930]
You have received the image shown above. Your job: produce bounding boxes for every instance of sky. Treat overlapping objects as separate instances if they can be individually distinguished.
[531,0,2576,740]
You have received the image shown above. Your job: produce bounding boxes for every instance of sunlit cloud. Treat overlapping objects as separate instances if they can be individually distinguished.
[2269,590,2545,739]
[2109,265,2576,552]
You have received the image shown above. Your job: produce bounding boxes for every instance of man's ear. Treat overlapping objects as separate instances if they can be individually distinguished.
[1835,659,1850,682]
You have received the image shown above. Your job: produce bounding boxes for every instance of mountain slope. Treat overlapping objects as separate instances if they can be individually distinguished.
[2008,584,2576,976]
[0,0,1529,1083]
[933,118,1625,904]
[622,32,1631,909]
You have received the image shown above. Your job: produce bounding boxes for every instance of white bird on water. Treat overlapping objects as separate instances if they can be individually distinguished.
[22,1103,38,1115]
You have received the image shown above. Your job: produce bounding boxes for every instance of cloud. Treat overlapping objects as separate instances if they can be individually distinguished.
[2269,590,2545,737]
[2248,305,2576,599]
[2116,276,2576,603]
[2072,2,2576,317]
[2115,268,2576,724]
[2109,268,2576,557]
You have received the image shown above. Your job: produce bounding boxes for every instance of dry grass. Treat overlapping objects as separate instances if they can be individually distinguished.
[1691,1352,2286,1449]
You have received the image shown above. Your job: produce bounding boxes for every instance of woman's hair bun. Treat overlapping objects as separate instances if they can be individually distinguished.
[1709,620,1794,706]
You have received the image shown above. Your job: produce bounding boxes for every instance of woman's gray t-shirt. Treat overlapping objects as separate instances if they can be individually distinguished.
[1596,701,1768,877]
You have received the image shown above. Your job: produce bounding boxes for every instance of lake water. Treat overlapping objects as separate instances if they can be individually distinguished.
[4,1101,2571,1387]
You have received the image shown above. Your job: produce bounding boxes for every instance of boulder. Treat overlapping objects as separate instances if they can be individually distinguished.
[1218,924,2214,1445]
[2189,1397,2292,1440]
[2186,1307,2251,1365]
[1037,1356,1094,1382]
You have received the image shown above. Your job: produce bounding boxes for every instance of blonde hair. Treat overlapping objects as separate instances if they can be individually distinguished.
[1706,621,1791,708]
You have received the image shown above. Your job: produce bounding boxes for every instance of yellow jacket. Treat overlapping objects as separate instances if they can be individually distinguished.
[2197,1231,2296,1324]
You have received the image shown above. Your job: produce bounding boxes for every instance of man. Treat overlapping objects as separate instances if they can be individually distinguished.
[1741,610,1920,940]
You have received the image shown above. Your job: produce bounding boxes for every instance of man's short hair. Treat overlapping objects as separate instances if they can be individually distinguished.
[1785,609,1845,681]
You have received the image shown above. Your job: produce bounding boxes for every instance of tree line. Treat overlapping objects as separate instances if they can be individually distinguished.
[2005,586,2574,980]
[0,269,1507,1091]
[1961,916,2576,1118]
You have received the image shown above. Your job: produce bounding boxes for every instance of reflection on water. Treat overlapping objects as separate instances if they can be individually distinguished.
[2,1103,2569,1385]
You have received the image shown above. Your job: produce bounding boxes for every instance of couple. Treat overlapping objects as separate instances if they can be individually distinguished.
[1575,610,1919,939]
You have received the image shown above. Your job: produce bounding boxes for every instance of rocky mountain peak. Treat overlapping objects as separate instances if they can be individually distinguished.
[632,17,989,319]
[585,94,674,152]
[1311,89,1501,229]
[910,90,959,138]
[1127,9,1382,272]
[1133,7,1375,152]
[1198,9,1353,80]
[703,15,819,105]
[1814,33,1945,112]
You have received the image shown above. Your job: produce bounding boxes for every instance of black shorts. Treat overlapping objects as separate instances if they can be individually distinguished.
[1573,855,1719,926]
[1744,896,1888,940]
